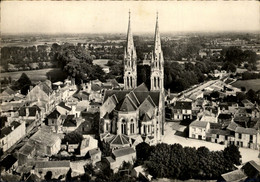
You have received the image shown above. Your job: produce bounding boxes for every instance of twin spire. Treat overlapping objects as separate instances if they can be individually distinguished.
[124,11,164,91]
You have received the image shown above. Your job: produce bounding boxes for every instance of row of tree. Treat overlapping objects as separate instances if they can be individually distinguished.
[136,142,241,180]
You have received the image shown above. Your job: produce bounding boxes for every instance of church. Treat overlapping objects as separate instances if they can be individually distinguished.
[100,12,165,143]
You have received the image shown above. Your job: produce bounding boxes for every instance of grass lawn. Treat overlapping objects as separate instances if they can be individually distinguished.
[0,68,64,83]
[231,79,260,92]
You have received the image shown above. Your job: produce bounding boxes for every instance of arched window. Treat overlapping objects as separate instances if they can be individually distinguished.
[130,77,132,88]
[121,119,126,134]
[158,78,160,89]
[154,77,156,88]
[127,77,129,88]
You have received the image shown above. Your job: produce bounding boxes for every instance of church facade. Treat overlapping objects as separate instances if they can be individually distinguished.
[100,12,165,143]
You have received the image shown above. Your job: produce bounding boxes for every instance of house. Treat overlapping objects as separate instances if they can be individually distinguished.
[171,100,192,121]
[46,109,62,133]
[88,148,101,165]
[200,115,217,123]
[29,128,61,156]
[234,127,258,149]
[218,169,247,182]
[34,160,70,179]
[80,136,98,156]
[189,120,210,140]
[105,146,136,173]
[207,129,230,145]
[0,121,26,152]
[132,166,152,182]
[26,81,55,112]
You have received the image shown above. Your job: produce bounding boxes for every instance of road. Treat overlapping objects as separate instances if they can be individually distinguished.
[161,122,259,164]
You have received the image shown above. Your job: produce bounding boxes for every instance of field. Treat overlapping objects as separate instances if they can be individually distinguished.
[93,59,110,68]
[231,79,260,92]
[0,68,63,83]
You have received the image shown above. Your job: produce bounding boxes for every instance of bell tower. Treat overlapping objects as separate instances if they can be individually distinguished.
[124,10,137,90]
[150,12,164,91]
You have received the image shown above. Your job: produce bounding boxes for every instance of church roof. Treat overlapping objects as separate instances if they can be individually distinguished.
[108,134,130,146]
[133,83,149,92]
[115,96,137,112]
[141,113,152,122]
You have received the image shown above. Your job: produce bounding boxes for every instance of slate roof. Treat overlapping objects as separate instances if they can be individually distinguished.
[112,146,135,158]
[235,127,257,135]
[221,169,247,182]
[19,142,35,156]
[190,120,208,128]
[173,101,192,110]
[47,109,61,119]
[30,129,61,146]
[108,134,130,146]
[38,82,52,95]
[2,87,16,95]
[242,160,260,173]
[0,121,21,139]
[35,160,70,169]
[208,129,230,136]
[115,96,137,112]
[141,113,152,122]
[106,79,120,88]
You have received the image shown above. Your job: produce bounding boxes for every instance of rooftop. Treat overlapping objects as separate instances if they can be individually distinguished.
[235,127,257,135]
[221,169,247,182]
[0,121,21,139]
[35,160,70,169]
[190,120,209,128]
[112,147,135,158]
[30,129,61,147]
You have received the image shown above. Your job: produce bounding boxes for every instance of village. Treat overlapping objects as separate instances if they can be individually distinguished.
[1,2,260,182]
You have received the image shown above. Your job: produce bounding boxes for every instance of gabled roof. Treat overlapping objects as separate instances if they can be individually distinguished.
[112,146,135,158]
[30,129,61,147]
[242,160,260,173]
[2,87,16,95]
[47,109,61,119]
[63,115,77,127]
[133,83,149,92]
[173,101,192,110]
[141,113,151,122]
[106,79,120,88]
[115,96,137,112]
[190,120,208,128]
[38,82,52,95]
[235,127,257,135]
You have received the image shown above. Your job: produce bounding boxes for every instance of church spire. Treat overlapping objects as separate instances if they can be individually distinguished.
[124,10,137,90]
[150,12,164,91]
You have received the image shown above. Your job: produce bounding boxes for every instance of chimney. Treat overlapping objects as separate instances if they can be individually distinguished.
[11,126,14,131]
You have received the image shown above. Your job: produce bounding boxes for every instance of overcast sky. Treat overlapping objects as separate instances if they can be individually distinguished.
[1,1,259,34]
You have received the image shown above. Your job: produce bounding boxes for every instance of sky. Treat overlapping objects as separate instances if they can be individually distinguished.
[1,1,260,34]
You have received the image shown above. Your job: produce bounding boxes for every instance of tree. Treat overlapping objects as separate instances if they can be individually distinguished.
[246,89,257,103]
[136,142,152,162]
[223,144,241,165]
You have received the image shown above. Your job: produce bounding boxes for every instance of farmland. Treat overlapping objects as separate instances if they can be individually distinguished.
[231,79,260,91]
[0,68,65,83]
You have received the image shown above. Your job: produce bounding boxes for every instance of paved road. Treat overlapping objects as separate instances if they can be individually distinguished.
[162,122,259,164]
